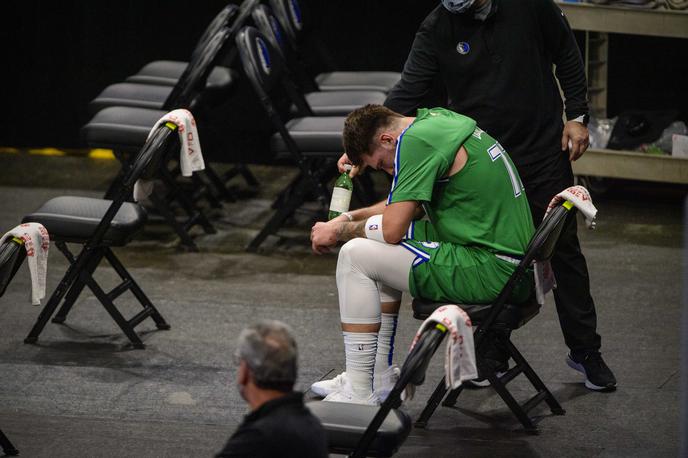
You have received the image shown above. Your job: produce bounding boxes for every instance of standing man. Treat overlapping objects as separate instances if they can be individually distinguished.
[340,0,616,391]
[216,320,328,457]
[311,105,535,403]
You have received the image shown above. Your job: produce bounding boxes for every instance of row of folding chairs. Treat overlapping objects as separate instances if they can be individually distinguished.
[81,0,400,251]
[0,111,576,458]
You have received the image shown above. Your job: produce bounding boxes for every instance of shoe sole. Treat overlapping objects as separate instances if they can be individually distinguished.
[566,356,617,392]
[466,371,506,388]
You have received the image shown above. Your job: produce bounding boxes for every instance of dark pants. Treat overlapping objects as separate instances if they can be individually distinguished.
[517,150,602,357]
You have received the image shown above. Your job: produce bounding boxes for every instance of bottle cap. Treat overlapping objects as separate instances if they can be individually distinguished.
[344,164,352,172]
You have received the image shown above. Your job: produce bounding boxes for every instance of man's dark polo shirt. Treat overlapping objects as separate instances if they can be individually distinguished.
[216,392,328,457]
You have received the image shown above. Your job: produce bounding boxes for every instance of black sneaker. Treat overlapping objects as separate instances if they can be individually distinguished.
[467,358,508,388]
[566,352,617,391]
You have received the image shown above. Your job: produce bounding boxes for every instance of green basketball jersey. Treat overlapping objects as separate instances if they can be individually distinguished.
[387,108,535,303]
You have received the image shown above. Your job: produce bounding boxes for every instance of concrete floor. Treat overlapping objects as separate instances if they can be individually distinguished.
[0,153,684,457]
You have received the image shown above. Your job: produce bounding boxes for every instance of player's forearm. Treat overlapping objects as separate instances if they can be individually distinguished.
[346,199,387,221]
[336,220,367,242]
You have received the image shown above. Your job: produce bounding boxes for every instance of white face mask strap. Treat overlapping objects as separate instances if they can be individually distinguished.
[364,214,385,243]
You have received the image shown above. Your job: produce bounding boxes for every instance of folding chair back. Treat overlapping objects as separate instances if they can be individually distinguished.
[21,123,180,348]
[190,4,238,62]
[268,0,304,51]
[309,324,448,458]
[165,26,233,110]
[411,201,574,432]
[251,4,290,58]
[0,238,26,298]
[0,241,19,450]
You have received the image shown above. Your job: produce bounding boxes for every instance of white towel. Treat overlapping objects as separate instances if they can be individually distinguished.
[534,185,598,304]
[0,223,50,305]
[134,109,205,201]
[410,305,478,390]
[545,185,597,229]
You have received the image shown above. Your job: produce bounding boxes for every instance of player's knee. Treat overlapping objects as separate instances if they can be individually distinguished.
[337,238,369,271]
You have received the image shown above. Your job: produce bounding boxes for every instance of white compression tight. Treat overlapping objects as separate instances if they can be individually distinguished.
[336,238,415,397]
[336,238,414,324]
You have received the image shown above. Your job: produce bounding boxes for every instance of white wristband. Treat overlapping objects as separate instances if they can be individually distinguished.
[342,212,353,221]
[364,214,385,243]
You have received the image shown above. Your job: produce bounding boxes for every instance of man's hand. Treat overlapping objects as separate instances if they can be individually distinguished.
[561,120,590,161]
[337,153,365,177]
[311,221,339,255]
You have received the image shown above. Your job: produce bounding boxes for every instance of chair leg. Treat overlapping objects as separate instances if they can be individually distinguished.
[51,242,101,324]
[414,377,449,428]
[441,383,466,407]
[148,191,199,251]
[24,247,96,344]
[103,248,170,330]
[159,167,216,235]
[485,368,538,433]
[0,428,18,456]
[507,341,565,415]
[76,259,145,349]
[246,173,312,252]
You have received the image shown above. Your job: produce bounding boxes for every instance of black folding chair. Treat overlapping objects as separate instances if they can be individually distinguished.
[20,122,181,349]
[308,322,448,457]
[0,428,18,456]
[411,201,574,433]
[83,26,239,249]
[235,26,353,251]
[0,238,28,456]
[268,0,401,93]
[251,4,387,117]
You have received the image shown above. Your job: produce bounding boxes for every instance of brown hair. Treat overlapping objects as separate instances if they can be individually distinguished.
[342,104,404,166]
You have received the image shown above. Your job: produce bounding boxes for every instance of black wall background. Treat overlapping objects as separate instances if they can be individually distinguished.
[1,1,686,156]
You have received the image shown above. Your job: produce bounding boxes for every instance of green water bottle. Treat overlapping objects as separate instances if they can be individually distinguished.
[328,164,353,220]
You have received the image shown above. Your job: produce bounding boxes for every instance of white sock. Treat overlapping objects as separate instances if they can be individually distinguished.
[375,312,398,376]
[343,331,377,398]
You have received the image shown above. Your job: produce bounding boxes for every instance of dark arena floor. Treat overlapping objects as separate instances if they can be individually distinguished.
[0,153,684,457]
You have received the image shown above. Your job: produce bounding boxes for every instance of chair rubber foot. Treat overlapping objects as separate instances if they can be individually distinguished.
[24,337,37,344]
[156,324,171,330]
[132,343,146,350]
[3,448,19,456]
[51,317,66,324]
[552,408,566,415]
[414,421,428,429]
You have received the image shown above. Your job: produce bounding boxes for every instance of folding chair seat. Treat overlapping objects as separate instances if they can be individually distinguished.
[20,122,180,349]
[410,202,574,433]
[269,0,401,93]
[22,197,146,246]
[89,69,236,114]
[308,322,448,457]
[251,4,387,116]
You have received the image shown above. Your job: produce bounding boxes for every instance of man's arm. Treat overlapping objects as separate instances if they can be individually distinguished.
[384,13,440,116]
[538,1,590,161]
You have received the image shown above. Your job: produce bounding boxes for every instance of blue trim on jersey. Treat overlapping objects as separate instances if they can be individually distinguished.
[404,221,415,240]
[387,126,412,205]
[400,241,430,268]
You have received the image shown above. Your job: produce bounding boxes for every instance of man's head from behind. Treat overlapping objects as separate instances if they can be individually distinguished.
[343,104,405,174]
[235,320,298,402]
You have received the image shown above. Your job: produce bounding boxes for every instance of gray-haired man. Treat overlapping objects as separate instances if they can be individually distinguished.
[216,320,328,458]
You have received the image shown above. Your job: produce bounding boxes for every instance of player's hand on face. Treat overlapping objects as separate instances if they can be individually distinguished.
[337,153,364,177]
[561,121,590,161]
[311,221,338,255]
